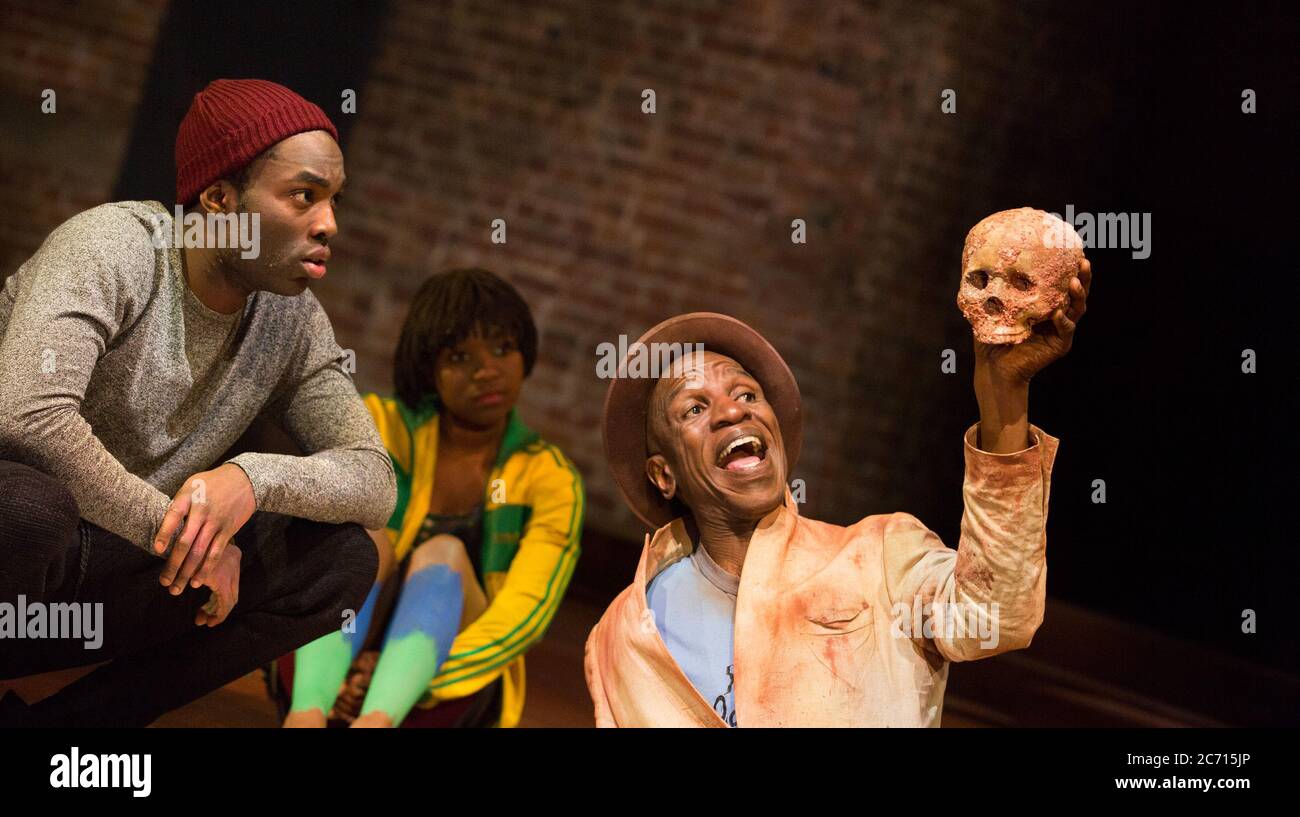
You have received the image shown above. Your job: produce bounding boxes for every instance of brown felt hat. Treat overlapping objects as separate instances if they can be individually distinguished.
[601,312,803,531]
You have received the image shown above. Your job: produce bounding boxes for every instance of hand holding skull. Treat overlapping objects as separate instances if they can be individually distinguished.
[958,207,1091,385]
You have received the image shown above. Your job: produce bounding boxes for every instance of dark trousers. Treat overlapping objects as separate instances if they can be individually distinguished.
[0,459,378,727]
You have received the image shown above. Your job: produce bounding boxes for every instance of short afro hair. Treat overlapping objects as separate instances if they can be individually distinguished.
[393,268,538,411]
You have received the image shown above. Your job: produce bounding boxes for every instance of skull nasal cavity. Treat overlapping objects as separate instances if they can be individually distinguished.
[983,297,1004,316]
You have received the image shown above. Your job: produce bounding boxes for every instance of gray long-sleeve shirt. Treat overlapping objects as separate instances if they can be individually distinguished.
[0,201,396,553]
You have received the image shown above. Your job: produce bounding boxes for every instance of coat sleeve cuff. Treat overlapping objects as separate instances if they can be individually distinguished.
[962,421,1060,489]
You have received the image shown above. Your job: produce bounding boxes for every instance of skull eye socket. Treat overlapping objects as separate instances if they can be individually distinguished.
[1009,272,1033,291]
[966,270,989,289]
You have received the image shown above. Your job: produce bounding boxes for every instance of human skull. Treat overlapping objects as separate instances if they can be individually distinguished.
[957,207,1084,344]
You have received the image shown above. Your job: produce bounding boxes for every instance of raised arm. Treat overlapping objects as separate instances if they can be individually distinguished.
[971,257,1090,452]
[881,258,1089,660]
[882,424,1059,661]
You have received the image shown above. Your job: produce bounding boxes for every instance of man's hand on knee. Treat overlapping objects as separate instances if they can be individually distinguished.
[195,542,241,627]
[154,463,256,595]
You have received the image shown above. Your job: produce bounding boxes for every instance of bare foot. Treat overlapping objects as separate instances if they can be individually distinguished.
[283,709,328,728]
[349,710,394,728]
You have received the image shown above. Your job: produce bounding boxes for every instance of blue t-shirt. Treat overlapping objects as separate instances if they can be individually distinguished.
[646,544,740,727]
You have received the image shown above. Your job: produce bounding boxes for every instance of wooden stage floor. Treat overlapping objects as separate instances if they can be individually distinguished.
[4,595,1295,727]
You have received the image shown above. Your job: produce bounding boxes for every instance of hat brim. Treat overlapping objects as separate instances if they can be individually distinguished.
[601,312,803,531]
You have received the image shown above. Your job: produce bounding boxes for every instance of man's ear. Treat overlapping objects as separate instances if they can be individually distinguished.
[197,180,239,214]
[645,454,676,501]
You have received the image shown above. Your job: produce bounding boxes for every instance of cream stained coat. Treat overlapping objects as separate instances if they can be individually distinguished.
[585,422,1060,727]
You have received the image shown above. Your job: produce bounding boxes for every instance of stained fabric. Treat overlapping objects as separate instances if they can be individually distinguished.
[585,422,1059,727]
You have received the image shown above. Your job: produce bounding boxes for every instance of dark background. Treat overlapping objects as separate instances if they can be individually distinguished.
[2,0,1296,721]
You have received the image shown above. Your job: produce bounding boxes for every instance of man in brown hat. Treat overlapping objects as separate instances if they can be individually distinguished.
[585,261,1090,726]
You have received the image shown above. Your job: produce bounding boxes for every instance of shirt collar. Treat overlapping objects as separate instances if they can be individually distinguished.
[641,485,800,587]
[691,537,740,596]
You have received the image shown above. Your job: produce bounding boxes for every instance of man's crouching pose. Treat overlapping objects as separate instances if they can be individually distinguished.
[585,260,1090,726]
[0,79,395,727]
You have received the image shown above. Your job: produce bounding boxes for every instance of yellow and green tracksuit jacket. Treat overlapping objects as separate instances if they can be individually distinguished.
[363,394,584,728]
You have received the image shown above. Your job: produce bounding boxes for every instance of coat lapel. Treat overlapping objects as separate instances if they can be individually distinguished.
[732,490,800,727]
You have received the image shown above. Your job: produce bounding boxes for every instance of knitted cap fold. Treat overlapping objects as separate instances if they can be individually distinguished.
[175,79,339,205]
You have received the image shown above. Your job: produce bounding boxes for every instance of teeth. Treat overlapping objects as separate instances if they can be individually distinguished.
[719,434,762,464]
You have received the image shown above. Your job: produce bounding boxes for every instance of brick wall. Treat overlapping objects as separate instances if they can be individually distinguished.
[0,0,169,275]
[0,0,1114,543]
[318,0,1114,540]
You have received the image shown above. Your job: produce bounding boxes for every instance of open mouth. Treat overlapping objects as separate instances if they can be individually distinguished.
[716,433,767,471]
[301,259,327,278]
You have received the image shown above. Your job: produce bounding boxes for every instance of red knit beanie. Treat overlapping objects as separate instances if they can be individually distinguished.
[175,79,340,205]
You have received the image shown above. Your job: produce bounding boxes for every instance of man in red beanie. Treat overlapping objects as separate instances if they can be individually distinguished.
[0,79,395,726]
